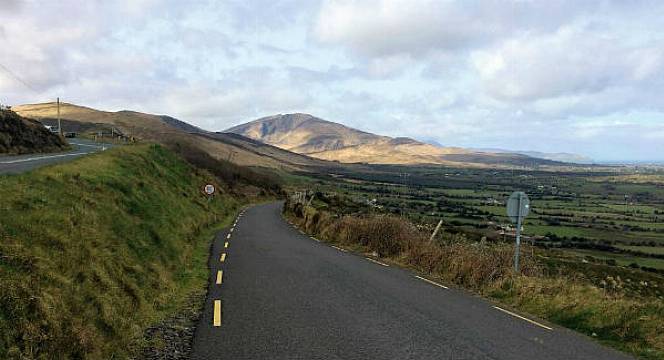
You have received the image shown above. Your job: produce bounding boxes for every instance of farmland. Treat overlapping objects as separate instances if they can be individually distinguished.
[301,164,664,272]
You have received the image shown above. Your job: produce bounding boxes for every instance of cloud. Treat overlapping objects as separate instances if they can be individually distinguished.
[312,0,625,58]
[314,0,497,57]
[471,25,664,104]
[2,0,664,160]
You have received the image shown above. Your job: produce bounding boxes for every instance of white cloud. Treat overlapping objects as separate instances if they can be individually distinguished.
[471,25,664,103]
[2,0,664,160]
[314,0,498,57]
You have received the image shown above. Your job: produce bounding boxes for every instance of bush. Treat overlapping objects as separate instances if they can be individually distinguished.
[288,200,541,287]
[165,139,283,195]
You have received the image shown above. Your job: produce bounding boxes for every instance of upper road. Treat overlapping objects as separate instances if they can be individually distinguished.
[192,202,632,360]
[0,139,108,175]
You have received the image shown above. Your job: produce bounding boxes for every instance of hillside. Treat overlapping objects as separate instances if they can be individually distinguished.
[0,109,67,154]
[0,145,242,358]
[227,113,562,167]
[13,103,329,172]
[227,113,390,153]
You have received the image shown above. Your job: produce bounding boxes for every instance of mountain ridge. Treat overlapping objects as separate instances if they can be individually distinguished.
[226,113,571,167]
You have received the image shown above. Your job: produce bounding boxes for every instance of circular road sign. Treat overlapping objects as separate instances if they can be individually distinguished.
[506,191,530,223]
[204,184,215,195]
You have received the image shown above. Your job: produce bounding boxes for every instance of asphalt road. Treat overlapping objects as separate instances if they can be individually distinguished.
[0,139,108,174]
[192,202,632,360]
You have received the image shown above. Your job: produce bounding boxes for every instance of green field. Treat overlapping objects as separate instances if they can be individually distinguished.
[299,163,664,265]
[567,249,664,270]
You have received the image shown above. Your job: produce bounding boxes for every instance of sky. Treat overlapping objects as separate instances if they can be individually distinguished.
[1,0,664,161]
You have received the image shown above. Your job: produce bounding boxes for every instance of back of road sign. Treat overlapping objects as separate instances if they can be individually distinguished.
[507,191,530,223]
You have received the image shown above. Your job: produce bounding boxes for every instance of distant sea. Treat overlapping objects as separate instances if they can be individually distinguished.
[595,160,664,166]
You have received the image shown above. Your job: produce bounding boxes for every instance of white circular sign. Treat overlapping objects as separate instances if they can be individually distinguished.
[204,184,215,195]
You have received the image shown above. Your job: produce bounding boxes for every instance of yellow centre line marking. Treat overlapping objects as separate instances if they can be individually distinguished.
[213,300,222,327]
[227,233,231,239]
[331,245,347,252]
[216,270,223,284]
[224,241,229,248]
[493,306,553,330]
[366,257,389,267]
[220,253,226,262]
[415,275,449,289]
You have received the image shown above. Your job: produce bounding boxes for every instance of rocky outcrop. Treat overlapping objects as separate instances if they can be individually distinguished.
[0,109,68,154]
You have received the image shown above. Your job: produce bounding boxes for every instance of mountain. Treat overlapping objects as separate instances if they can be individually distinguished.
[13,103,331,171]
[226,113,390,153]
[0,108,67,154]
[227,113,563,167]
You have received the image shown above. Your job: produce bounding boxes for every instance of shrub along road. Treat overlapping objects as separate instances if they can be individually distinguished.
[192,202,632,360]
[0,138,108,174]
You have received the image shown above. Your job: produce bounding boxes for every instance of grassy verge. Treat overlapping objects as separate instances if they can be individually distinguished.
[0,144,241,358]
[284,201,664,359]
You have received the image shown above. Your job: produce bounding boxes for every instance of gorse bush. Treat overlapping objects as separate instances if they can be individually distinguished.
[330,216,417,256]
[289,201,540,288]
[407,241,541,288]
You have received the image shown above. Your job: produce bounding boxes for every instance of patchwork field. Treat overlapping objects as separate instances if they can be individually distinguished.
[301,164,664,273]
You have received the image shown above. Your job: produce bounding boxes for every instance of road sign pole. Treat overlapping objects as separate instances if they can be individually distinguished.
[514,193,523,273]
[507,191,529,273]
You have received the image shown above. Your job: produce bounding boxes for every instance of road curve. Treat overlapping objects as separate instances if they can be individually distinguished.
[0,139,108,174]
[192,202,632,360]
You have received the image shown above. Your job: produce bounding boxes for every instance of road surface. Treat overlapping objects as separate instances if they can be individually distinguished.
[192,202,632,360]
[0,139,108,174]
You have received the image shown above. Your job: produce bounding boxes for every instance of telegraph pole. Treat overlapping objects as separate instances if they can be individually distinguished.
[57,97,62,136]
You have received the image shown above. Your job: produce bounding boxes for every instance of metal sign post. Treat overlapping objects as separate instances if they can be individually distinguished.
[507,191,530,273]
[204,184,216,221]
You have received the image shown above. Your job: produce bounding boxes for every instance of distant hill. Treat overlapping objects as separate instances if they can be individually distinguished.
[227,113,563,167]
[0,109,67,154]
[13,103,329,172]
[476,148,594,164]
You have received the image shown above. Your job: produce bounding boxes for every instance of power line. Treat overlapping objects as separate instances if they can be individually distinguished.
[0,62,39,94]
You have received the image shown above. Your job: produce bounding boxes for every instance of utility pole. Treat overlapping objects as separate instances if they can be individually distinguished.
[57,97,62,136]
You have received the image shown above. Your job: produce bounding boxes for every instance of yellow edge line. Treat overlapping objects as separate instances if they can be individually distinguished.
[415,275,449,289]
[493,306,553,330]
[224,241,229,248]
[220,253,226,262]
[366,258,389,267]
[216,270,223,285]
[213,300,222,327]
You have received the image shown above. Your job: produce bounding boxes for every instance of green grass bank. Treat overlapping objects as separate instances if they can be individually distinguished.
[0,144,240,358]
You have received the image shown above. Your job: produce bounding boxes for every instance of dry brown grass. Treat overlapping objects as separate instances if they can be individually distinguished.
[285,201,664,359]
